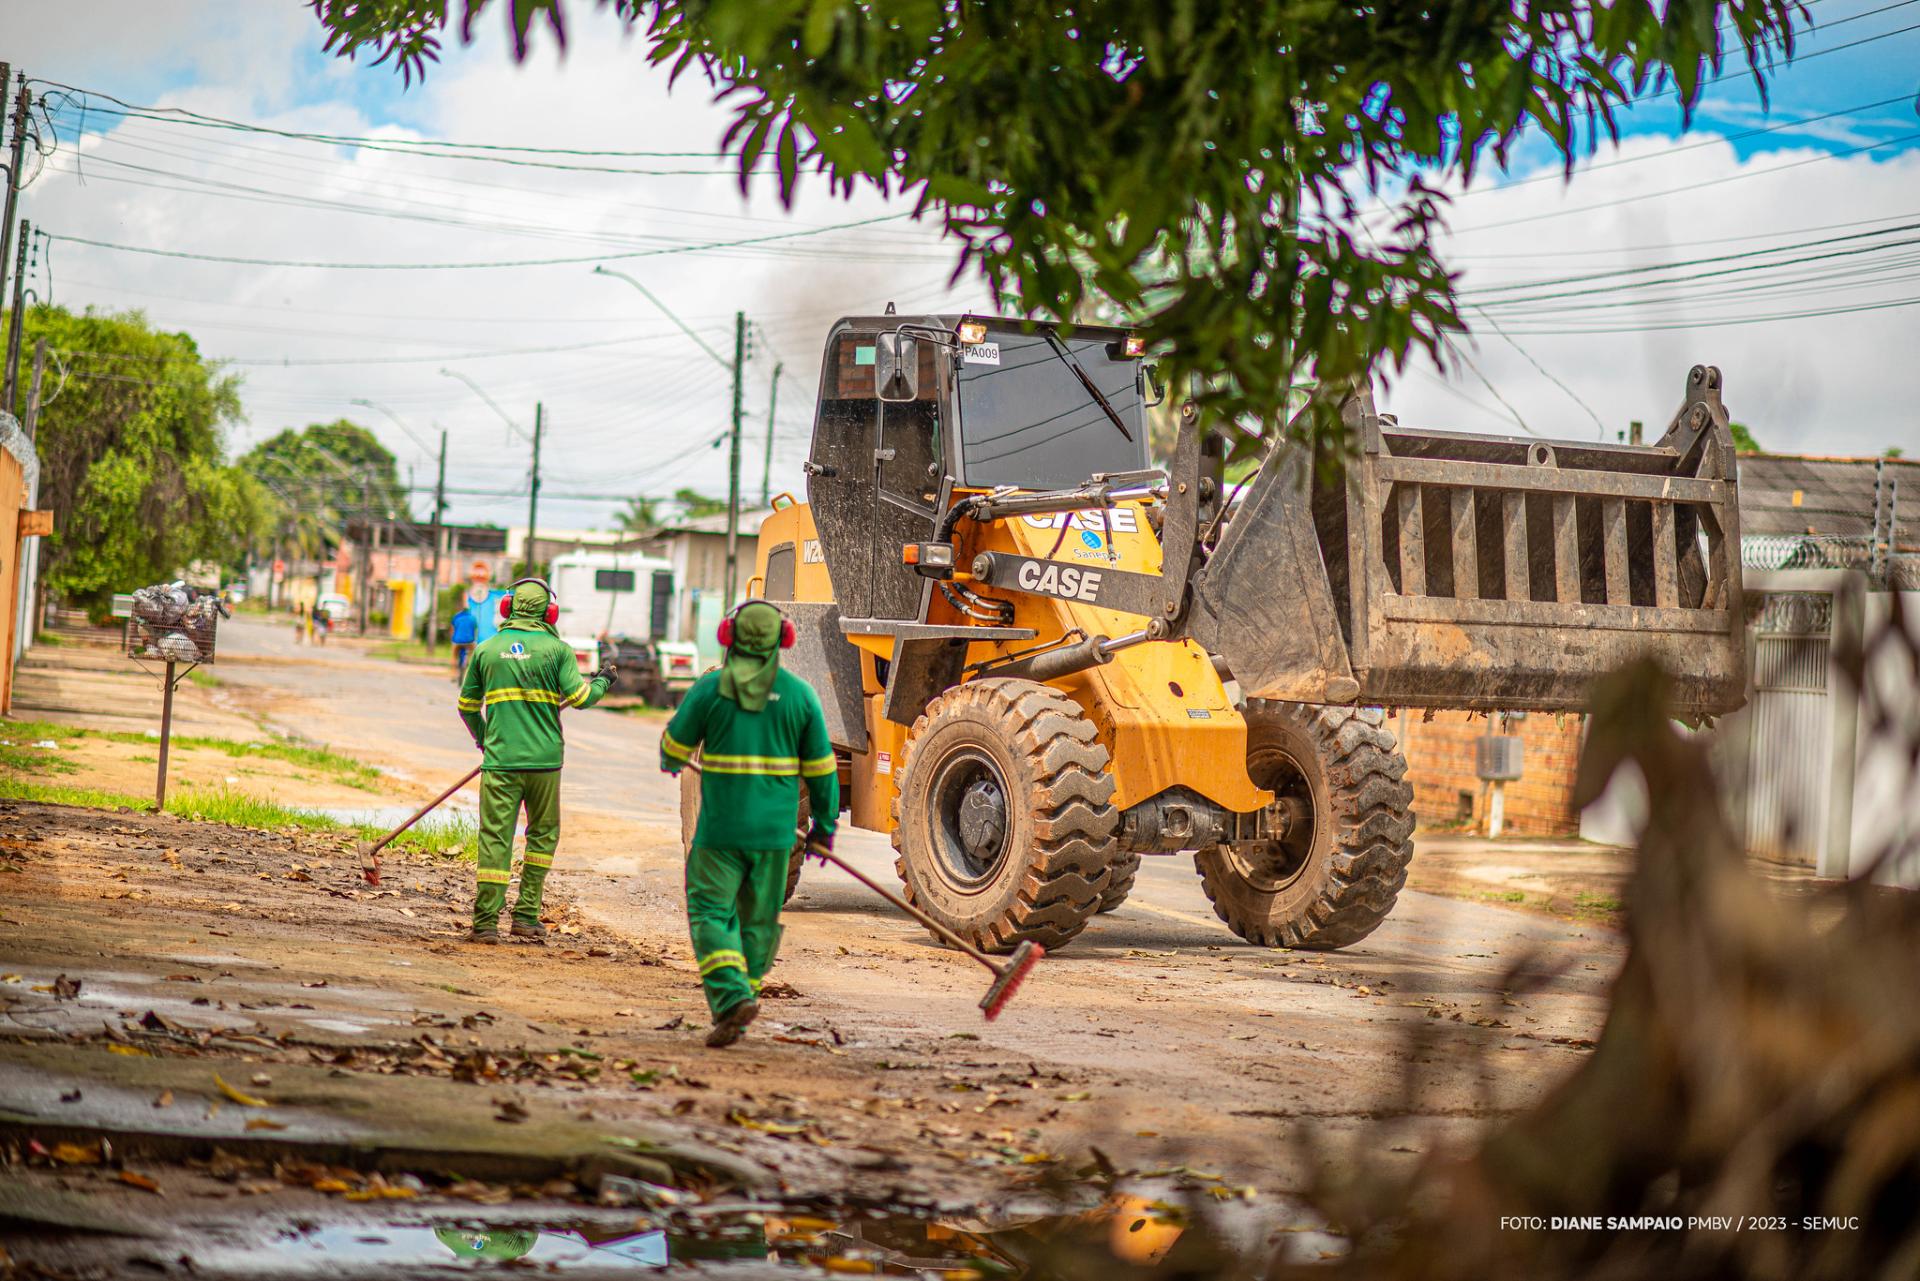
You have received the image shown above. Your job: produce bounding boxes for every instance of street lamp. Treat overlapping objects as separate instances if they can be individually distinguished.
[440,368,543,577]
[591,265,748,605]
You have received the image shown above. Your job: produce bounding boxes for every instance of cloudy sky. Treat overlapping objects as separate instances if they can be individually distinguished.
[8,2,1918,532]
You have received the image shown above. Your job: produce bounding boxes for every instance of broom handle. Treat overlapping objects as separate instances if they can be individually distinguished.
[367,765,483,857]
[810,846,999,975]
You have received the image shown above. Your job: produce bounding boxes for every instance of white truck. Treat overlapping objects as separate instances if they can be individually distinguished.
[547,550,700,706]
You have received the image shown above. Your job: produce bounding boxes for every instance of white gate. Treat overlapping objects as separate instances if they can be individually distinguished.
[1742,590,1834,865]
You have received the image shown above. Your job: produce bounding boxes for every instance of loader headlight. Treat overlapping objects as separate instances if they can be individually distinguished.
[956,318,989,345]
[1108,334,1147,359]
[903,541,956,579]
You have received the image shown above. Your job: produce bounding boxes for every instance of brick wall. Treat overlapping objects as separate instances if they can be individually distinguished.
[1386,709,1587,836]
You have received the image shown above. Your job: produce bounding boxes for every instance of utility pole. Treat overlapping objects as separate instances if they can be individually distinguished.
[525,403,543,577]
[23,336,45,439]
[2,219,25,411]
[427,428,447,656]
[357,471,373,635]
[760,361,783,508]
[725,312,745,607]
[0,69,25,352]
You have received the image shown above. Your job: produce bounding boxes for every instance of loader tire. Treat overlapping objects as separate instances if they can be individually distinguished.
[1096,851,1141,913]
[1195,701,1414,950]
[678,761,808,904]
[892,678,1118,953]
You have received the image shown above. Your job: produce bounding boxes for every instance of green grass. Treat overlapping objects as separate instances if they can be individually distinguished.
[0,718,381,792]
[0,778,149,809]
[184,668,222,689]
[369,639,446,665]
[0,733,80,778]
[0,776,477,861]
[1479,889,1530,904]
[31,631,65,647]
[1573,891,1625,916]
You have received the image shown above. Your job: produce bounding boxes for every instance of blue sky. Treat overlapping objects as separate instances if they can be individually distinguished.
[14,1,1920,525]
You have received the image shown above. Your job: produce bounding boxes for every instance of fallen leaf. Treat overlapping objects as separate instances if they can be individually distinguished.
[493,1097,530,1123]
[118,1170,164,1195]
[249,1073,272,1087]
[654,1015,685,1031]
[108,1044,152,1058]
[153,1090,173,1108]
[244,1118,288,1132]
[49,1142,103,1166]
[214,1073,269,1108]
[727,1110,809,1136]
[300,980,328,989]
[52,974,81,1000]
[399,907,416,919]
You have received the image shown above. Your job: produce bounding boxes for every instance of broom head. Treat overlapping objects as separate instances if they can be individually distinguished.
[358,841,382,887]
[979,941,1044,1021]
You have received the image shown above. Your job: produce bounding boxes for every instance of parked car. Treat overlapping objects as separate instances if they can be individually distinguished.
[315,593,351,623]
[598,635,697,708]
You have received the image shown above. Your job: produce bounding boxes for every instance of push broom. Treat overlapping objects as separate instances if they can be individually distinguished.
[360,765,482,887]
[803,840,1044,1021]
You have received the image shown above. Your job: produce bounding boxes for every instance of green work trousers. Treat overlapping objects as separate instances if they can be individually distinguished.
[474,768,561,931]
[685,846,788,1020]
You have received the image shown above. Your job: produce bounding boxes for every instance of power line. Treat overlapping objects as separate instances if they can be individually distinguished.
[44,210,916,271]
[1447,129,1920,237]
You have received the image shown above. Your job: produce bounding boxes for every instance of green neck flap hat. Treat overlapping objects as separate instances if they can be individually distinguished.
[500,580,558,637]
[718,601,783,712]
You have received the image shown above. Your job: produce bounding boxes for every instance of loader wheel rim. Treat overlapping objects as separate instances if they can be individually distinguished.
[928,746,1011,889]
[1230,744,1317,893]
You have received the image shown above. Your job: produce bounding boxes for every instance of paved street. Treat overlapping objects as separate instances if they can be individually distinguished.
[206,615,1625,1169]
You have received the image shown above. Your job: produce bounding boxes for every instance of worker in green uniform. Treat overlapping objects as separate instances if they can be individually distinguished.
[458,578,613,944]
[660,600,837,1047]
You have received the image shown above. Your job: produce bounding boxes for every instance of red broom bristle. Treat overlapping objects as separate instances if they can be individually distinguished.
[980,942,1044,1021]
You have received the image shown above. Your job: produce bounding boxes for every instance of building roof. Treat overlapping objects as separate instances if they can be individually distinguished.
[639,508,774,538]
[1738,454,1916,548]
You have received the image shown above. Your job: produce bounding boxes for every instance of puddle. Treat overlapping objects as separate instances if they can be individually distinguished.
[161,1189,1342,1278]
[299,802,477,829]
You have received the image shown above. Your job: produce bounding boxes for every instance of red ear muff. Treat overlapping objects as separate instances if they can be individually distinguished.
[544,603,559,625]
[779,619,796,649]
[717,617,735,649]
[498,595,511,619]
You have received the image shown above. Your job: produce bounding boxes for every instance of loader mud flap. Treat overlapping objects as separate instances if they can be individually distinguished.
[1187,444,1359,704]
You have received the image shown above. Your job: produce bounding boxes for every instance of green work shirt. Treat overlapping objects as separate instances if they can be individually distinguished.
[660,666,839,850]
[458,621,609,771]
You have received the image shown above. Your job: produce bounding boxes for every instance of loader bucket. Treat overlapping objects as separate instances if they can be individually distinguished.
[1198,367,1748,717]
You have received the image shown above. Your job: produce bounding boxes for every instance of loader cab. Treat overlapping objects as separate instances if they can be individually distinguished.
[806,315,1150,624]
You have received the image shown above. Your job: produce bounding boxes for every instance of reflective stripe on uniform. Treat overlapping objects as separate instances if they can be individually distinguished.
[457,697,482,711]
[484,687,566,707]
[523,852,553,868]
[701,753,799,776]
[800,755,836,778]
[476,868,512,885]
[567,682,592,707]
[661,731,694,762]
[697,949,748,976]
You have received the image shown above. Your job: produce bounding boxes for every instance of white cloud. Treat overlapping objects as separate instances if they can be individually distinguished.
[13,6,1918,536]
[1380,134,1920,459]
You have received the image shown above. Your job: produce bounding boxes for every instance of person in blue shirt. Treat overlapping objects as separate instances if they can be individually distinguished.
[450,605,478,680]
[461,563,508,648]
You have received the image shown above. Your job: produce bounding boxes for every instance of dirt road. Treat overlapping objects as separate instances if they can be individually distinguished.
[195,617,1621,1164]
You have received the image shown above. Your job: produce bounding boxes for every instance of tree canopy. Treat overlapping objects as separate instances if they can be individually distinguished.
[308,0,1803,449]
[239,419,412,557]
[6,304,268,611]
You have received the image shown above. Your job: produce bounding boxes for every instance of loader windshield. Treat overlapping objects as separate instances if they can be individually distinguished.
[954,327,1148,490]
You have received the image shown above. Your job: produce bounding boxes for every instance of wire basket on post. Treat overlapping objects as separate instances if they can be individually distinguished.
[124,611,219,666]
[123,585,224,810]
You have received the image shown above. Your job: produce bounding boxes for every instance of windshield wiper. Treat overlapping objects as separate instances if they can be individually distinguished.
[1041,331,1134,442]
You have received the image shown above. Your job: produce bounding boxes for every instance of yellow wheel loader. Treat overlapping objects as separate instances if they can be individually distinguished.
[739,313,1746,953]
